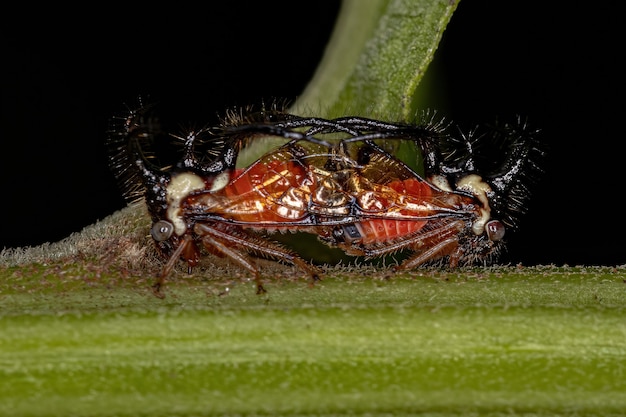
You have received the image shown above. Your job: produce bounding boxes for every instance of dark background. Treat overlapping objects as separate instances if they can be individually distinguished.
[2,2,624,266]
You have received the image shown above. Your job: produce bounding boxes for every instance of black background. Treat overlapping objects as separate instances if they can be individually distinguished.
[2,2,624,267]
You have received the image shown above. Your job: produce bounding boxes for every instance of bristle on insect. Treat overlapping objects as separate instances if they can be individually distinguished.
[106,98,159,205]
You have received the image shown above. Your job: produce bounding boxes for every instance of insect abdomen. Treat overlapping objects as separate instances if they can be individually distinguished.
[356,218,426,244]
[355,178,433,244]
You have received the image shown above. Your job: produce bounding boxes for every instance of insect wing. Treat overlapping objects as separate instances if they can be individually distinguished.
[339,142,478,220]
[331,144,479,245]
[183,144,316,226]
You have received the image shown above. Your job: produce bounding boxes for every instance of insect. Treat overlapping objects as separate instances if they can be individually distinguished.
[108,103,324,295]
[107,101,543,296]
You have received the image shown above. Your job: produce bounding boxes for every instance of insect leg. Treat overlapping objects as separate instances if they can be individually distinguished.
[195,223,322,292]
[199,233,268,294]
[392,220,468,270]
[152,234,194,298]
[394,236,459,271]
[352,219,465,271]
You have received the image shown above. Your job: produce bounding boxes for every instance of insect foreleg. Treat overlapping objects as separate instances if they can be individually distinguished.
[153,234,194,298]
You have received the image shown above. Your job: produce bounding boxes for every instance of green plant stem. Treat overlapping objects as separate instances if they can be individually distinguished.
[2,268,626,416]
[294,0,460,119]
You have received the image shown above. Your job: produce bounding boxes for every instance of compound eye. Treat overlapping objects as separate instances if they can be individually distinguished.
[485,220,506,241]
[151,220,174,241]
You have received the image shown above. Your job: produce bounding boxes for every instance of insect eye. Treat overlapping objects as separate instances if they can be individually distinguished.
[485,220,505,241]
[151,220,174,241]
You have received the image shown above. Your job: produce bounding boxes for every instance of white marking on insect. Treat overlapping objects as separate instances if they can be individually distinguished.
[429,174,453,192]
[210,171,231,192]
[456,174,492,235]
[166,172,206,235]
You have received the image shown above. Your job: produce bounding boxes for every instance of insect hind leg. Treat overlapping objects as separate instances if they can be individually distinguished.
[199,234,268,294]
[195,223,322,292]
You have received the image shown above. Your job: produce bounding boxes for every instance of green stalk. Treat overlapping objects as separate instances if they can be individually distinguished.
[293,0,459,119]
[239,0,459,166]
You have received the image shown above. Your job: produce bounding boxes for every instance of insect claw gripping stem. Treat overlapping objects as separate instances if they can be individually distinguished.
[107,100,543,295]
[256,283,267,295]
[151,234,193,298]
[151,282,166,299]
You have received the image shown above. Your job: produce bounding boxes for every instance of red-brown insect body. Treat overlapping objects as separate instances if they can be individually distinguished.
[202,158,313,226]
[182,139,486,272]
[348,178,442,245]
[313,176,483,265]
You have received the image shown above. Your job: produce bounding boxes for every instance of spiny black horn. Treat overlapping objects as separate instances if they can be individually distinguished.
[107,99,171,220]
[482,117,545,230]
